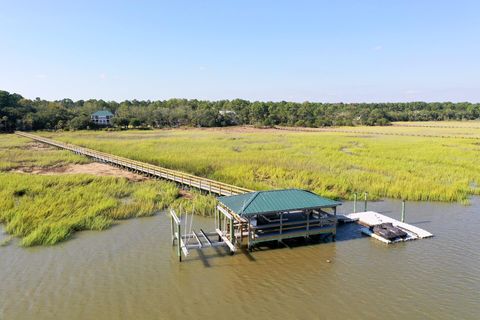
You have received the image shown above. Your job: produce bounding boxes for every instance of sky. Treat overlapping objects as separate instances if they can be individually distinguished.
[0,0,479,102]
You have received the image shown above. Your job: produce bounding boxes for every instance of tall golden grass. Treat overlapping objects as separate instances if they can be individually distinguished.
[41,124,480,203]
[0,135,89,171]
[0,173,180,246]
[0,135,216,246]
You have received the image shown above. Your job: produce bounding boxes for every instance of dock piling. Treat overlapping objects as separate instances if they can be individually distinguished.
[229,217,234,245]
[401,200,406,222]
[353,193,357,213]
[364,192,368,212]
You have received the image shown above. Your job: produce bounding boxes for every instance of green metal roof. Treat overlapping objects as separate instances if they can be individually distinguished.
[92,110,114,117]
[217,189,341,217]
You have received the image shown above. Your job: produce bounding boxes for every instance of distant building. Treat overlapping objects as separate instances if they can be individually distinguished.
[219,110,236,116]
[219,110,238,125]
[91,110,114,125]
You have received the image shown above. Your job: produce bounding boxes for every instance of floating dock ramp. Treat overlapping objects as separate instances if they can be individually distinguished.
[346,211,433,244]
[15,131,252,196]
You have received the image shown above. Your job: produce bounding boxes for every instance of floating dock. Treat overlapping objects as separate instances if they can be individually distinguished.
[346,211,433,244]
[336,214,358,224]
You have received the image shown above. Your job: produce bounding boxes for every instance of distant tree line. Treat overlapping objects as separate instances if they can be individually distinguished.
[1,90,479,132]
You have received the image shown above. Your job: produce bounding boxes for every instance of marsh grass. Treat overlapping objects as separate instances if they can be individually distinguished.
[0,173,181,246]
[42,125,480,202]
[171,190,217,217]
[0,134,89,171]
[0,135,217,246]
[0,235,13,247]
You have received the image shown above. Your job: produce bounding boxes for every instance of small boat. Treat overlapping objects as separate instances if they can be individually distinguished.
[371,223,408,241]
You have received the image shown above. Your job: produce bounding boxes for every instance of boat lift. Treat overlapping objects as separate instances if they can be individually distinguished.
[170,209,236,262]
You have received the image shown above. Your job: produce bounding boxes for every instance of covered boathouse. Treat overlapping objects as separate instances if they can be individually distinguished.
[216,189,341,250]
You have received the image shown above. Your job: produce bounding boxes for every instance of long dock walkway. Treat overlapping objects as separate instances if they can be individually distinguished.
[15,131,252,196]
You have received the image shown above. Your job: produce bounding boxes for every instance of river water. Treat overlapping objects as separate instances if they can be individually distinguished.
[1,198,479,320]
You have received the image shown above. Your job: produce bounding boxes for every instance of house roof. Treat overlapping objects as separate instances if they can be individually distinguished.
[217,189,341,217]
[92,110,114,117]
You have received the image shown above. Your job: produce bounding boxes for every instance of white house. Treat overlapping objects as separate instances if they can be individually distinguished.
[91,110,114,125]
[219,110,236,116]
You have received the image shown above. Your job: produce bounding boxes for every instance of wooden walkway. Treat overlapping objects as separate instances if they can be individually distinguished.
[15,131,253,196]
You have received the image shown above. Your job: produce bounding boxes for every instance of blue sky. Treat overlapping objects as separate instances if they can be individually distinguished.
[1,0,479,102]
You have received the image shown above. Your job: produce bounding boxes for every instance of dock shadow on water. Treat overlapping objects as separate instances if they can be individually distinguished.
[184,246,232,267]
[334,222,366,242]
[182,218,364,265]
[1,199,480,320]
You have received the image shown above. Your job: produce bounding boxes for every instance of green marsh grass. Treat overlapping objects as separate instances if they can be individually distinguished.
[0,173,181,246]
[0,134,89,171]
[0,135,217,246]
[0,235,13,246]
[41,124,480,202]
[170,190,217,217]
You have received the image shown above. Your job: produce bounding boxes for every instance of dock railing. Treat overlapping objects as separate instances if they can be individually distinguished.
[15,131,253,196]
[250,216,336,242]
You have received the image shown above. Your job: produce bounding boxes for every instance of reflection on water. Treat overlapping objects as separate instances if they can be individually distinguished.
[1,198,479,319]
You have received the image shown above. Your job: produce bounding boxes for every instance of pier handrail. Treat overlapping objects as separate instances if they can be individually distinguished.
[251,217,336,230]
[15,131,253,196]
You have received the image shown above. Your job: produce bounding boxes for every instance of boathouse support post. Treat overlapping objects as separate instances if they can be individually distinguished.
[306,209,310,235]
[223,216,227,235]
[278,212,283,246]
[401,200,406,222]
[280,212,283,235]
[247,217,251,250]
[229,216,234,245]
[218,209,222,231]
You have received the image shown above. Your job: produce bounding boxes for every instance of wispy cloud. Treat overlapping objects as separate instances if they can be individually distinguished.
[372,45,383,51]
[99,73,107,80]
[34,74,47,79]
